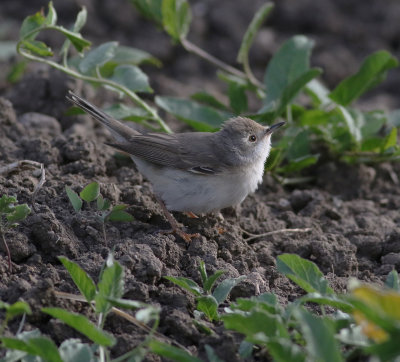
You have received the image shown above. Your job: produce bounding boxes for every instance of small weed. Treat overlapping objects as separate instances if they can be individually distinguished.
[65,181,133,242]
[0,195,31,272]
[222,254,400,361]
[0,253,166,362]
[165,259,246,321]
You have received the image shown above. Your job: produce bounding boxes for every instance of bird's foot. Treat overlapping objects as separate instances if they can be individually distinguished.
[158,228,200,243]
[184,211,199,219]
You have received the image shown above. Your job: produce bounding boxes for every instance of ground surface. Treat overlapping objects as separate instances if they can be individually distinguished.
[0,0,400,361]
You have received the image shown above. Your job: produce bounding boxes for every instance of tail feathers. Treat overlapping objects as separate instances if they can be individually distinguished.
[67,91,139,141]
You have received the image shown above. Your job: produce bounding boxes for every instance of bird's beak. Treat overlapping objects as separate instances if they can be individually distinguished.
[265,121,285,135]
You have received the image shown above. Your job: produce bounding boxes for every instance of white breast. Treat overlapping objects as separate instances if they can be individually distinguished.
[131,139,271,213]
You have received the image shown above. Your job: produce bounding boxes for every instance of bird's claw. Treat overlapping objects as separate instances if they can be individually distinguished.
[158,228,200,243]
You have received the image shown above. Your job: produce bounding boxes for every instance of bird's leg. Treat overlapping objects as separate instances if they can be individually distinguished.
[154,195,200,242]
[184,211,199,219]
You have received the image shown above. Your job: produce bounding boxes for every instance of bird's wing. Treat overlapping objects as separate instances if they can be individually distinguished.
[107,132,230,174]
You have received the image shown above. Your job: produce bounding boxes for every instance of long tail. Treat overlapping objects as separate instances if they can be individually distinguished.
[66,91,139,141]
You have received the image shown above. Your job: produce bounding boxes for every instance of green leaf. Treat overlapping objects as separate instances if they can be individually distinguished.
[104,103,150,122]
[294,308,343,362]
[286,130,311,160]
[6,204,31,223]
[109,64,152,93]
[7,60,27,84]
[45,2,58,26]
[228,82,248,114]
[383,127,397,151]
[79,41,118,74]
[20,11,46,40]
[298,293,354,313]
[80,182,100,202]
[162,0,192,41]
[197,295,219,321]
[266,338,306,362]
[213,276,246,305]
[110,204,129,212]
[337,105,362,143]
[5,301,32,320]
[275,68,322,116]
[190,92,229,111]
[277,254,334,294]
[131,0,163,24]
[0,195,16,213]
[1,336,63,362]
[237,3,274,64]
[155,96,232,131]
[263,35,315,110]
[42,307,115,347]
[265,147,283,171]
[231,294,280,315]
[96,194,105,210]
[108,45,161,67]
[366,335,400,361]
[149,340,202,362]
[330,50,399,106]
[203,271,225,294]
[277,154,319,174]
[385,270,400,291]
[106,210,134,222]
[198,260,207,286]
[21,40,53,57]
[59,338,95,362]
[222,310,288,344]
[60,6,88,57]
[55,26,91,53]
[95,254,124,315]
[65,186,83,212]
[164,276,203,296]
[361,137,385,152]
[305,79,331,107]
[360,110,386,139]
[73,7,87,32]
[58,256,96,303]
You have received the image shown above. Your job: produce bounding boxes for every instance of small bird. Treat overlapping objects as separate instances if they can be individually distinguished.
[67,91,284,241]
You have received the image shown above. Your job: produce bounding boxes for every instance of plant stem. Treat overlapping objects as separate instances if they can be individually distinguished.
[98,313,106,362]
[0,229,12,272]
[242,55,265,90]
[180,37,264,89]
[17,33,172,134]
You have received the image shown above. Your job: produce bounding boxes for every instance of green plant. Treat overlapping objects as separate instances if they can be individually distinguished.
[17,2,400,183]
[221,254,400,361]
[17,2,170,133]
[65,182,133,241]
[0,195,31,272]
[130,1,400,182]
[165,260,246,321]
[0,253,165,362]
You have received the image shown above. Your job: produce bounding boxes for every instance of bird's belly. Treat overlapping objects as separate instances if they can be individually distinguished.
[133,157,263,213]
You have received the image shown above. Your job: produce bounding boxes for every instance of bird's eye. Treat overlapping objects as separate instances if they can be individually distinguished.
[248,135,257,142]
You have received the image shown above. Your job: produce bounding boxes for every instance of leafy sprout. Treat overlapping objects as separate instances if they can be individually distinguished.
[0,195,31,272]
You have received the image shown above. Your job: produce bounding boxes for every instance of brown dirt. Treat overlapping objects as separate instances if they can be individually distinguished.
[0,0,400,360]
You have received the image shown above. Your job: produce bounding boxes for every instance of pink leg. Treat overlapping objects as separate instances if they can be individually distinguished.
[155,196,200,243]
